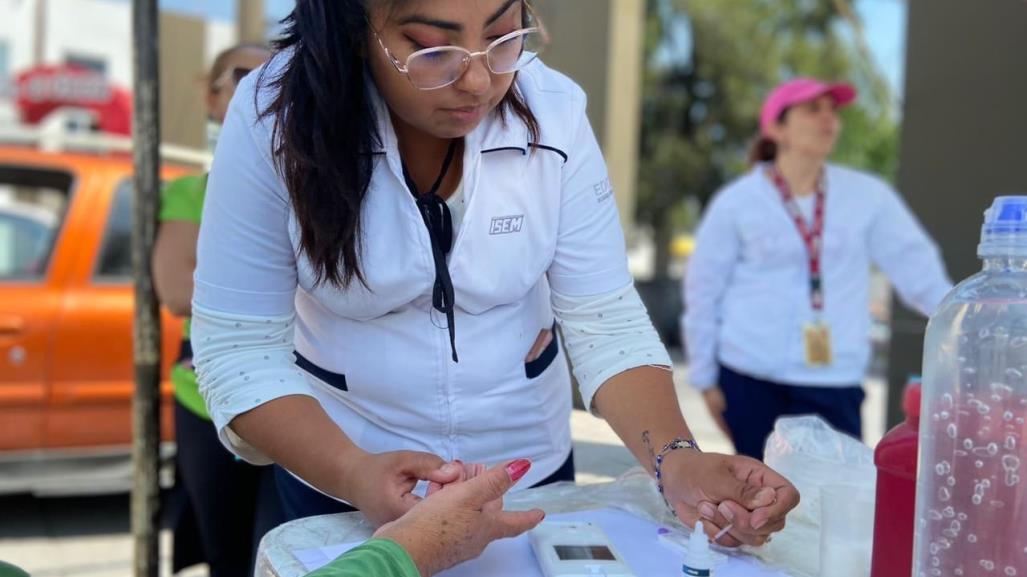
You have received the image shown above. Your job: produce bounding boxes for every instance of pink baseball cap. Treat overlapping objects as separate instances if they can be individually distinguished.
[759,78,857,137]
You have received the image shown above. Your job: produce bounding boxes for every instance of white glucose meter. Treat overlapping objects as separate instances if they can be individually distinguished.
[528,521,637,577]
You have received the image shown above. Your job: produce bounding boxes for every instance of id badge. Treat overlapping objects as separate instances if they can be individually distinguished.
[803,322,833,367]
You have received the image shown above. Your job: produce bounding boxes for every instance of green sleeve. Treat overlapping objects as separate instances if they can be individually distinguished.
[306,539,421,577]
[159,174,207,224]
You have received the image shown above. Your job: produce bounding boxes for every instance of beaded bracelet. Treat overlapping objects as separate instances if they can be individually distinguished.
[643,433,702,513]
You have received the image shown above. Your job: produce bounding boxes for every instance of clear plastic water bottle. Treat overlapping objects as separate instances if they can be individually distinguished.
[914,197,1027,577]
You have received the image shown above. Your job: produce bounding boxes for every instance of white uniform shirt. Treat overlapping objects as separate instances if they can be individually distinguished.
[191,54,666,489]
[682,164,952,391]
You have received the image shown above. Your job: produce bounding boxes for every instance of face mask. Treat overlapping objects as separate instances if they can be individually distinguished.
[206,118,222,152]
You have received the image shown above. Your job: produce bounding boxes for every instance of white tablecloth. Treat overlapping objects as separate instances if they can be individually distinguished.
[255,468,801,577]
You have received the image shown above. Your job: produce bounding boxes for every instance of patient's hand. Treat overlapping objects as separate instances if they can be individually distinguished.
[375,460,545,577]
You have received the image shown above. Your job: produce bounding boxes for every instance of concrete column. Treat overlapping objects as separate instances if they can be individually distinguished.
[159,12,206,150]
[886,0,1027,427]
[34,0,46,64]
[534,0,643,228]
[237,0,265,43]
[604,0,644,229]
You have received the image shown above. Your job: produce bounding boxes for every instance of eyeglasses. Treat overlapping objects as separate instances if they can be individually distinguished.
[211,67,253,92]
[375,27,548,91]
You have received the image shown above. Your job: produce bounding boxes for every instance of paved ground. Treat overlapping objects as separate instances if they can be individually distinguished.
[0,352,887,577]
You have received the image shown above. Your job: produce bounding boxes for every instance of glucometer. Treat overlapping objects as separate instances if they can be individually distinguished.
[529,521,637,577]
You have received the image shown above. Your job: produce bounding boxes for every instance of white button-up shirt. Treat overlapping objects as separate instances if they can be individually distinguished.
[682,164,952,391]
[191,53,668,489]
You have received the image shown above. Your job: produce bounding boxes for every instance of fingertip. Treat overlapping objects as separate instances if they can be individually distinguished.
[525,508,546,530]
[698,502,717,520]
[751,512,768,530]
[505,459,531,482]
[755,487,776,505]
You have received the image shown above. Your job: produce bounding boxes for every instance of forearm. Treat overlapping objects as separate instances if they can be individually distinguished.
[153,221,199,318]
[592,366,695,475]
[154,275,193,317]
[230,395,365,501]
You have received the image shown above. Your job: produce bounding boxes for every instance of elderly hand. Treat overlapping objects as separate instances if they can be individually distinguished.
[660,450,799,548]
[374,459,545,577]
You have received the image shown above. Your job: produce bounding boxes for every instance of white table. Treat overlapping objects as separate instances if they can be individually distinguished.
[255,468,803,577]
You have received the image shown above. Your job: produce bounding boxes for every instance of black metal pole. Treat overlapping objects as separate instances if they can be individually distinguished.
[130,1,162,576]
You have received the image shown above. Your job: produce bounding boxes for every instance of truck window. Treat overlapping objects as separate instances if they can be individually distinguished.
[0,166,72,282]
[95,179,133,279]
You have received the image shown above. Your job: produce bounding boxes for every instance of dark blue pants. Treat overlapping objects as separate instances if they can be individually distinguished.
[174,401,284,577]
[275,450,576,522]
[719,364,865,461]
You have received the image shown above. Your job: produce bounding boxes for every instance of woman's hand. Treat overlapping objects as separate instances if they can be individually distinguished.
[345,450,467,527]
[660,450,799,547]
[426,460,486,497]
[701,387,732,441]
[374,459,545,577]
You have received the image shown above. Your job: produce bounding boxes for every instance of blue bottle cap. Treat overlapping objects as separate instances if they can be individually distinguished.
[979,196,1027,257]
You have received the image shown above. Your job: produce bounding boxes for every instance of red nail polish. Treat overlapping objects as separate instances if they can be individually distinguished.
[506,459,531,482]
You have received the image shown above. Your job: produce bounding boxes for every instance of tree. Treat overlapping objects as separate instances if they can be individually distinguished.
[637,0,900,280]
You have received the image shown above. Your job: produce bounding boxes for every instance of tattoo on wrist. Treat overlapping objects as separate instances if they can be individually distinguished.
[642,431,702,514]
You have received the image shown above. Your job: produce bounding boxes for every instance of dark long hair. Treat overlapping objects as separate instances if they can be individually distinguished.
[259,0,541,288]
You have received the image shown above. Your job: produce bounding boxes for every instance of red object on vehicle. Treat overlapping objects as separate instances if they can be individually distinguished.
[15,64,133,135]
[871,379,921,577]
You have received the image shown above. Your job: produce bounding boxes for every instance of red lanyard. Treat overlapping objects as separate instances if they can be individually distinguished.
[769,166,827,312]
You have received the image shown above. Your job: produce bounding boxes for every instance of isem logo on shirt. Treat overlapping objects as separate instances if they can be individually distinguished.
[490,215,525,235]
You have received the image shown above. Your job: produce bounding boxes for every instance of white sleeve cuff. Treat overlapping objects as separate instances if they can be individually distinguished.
[191,303,318,464]
[552,282,673,415]
[686,367,718,392]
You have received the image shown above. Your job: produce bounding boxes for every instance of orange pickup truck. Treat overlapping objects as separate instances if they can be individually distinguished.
[0,142,191,495]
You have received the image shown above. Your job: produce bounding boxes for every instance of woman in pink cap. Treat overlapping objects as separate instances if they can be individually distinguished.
[682,78,953,460]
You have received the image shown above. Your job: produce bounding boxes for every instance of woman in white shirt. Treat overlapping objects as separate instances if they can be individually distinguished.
[192,0,798,547]
[683,78,952,460]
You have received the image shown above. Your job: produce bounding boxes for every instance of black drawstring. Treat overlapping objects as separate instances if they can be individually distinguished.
[403,140,460,362]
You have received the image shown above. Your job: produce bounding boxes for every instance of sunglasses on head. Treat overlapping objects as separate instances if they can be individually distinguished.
[211,67,253,92]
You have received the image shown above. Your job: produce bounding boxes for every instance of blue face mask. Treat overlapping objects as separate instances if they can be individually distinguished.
[206,118,222,152]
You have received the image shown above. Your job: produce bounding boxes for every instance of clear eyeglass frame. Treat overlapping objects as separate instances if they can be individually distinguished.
[375,26,549,91]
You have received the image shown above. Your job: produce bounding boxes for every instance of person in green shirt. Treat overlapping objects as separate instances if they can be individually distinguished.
[309,459,544,577]
[153,43,276,577]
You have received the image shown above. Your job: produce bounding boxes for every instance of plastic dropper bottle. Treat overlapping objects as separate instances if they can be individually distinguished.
[682,521,716,576]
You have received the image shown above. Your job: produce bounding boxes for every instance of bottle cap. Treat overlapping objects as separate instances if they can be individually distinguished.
[979,196,1027,257]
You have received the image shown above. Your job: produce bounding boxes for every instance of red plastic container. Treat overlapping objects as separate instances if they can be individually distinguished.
[870,380,921,577]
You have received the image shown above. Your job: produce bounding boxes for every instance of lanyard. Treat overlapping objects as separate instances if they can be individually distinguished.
[403,139,460,362]
[769,166,827,312]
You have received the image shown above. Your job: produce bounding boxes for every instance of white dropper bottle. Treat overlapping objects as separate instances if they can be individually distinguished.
[682,521,716,576]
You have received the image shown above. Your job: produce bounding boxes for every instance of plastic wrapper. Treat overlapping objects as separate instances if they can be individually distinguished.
[758,415,877,577]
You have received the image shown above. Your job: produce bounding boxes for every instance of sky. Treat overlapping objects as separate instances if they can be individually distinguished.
[856,0,907,95]
[142,0,908,96]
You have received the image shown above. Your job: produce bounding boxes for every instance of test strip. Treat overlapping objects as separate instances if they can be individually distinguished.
[713,524,734,543]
